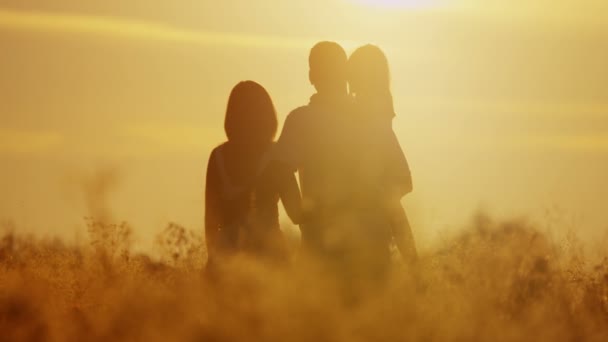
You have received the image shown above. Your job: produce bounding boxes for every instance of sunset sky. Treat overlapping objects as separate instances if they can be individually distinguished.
[1,0,606,251]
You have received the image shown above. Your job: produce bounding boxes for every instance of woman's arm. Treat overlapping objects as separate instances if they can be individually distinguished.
[205,149,221,258]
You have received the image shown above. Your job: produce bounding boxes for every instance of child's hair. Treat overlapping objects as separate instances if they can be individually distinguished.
[348,44,391,96]
[224,81,278,145]
[348,45,395,118]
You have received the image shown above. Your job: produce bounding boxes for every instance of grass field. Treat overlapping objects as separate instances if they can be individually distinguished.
[1,215,607,342]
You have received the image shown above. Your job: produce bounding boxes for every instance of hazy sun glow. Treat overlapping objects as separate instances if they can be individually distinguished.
[352,0,443,9]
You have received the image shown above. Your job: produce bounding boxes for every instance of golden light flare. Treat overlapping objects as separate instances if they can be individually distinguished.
[0,8,312,49]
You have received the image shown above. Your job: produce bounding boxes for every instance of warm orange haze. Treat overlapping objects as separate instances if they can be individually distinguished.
[0,1,607,341]
[1,0,607,247]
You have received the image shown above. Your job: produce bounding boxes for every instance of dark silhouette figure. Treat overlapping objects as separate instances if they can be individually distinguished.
[347,44,418,270]
[272,41,353,259]
[270,42,418,300]
[205,81,301,270]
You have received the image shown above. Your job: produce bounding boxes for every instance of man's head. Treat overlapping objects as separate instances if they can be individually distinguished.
[308,41,347,95]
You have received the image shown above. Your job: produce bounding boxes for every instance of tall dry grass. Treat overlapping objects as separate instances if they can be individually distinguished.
[1,214,607,342]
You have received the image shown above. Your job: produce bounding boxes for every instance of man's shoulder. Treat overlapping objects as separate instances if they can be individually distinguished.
[282,105,318,135]
[286,105,313,123]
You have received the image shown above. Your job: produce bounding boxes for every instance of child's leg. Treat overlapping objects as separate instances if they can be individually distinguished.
[390,203,418,267]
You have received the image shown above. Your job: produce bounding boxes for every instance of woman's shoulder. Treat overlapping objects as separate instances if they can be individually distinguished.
[207,143,231,170]
[210,141,230,155]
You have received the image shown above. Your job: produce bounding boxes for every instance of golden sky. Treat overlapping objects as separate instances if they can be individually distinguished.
[0,0,606,250]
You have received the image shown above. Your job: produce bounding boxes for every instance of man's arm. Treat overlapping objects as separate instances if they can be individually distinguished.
[276,163,303,225]
[257,109,305,177]
[273,108,307,171]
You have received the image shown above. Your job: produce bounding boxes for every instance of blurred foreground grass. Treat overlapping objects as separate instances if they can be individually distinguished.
[1,215,607,342]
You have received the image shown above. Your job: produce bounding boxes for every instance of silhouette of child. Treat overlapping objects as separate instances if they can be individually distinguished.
[348,45,418,267]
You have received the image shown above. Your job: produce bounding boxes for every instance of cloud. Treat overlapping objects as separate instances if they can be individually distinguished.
[0,8,313,49]
[0,128,64,156]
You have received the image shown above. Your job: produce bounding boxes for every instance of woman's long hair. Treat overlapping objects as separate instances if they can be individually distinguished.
[348,44,395,118]
[224,81,278,146]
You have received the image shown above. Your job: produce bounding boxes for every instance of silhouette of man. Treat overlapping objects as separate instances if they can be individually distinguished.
[272,41,352,259]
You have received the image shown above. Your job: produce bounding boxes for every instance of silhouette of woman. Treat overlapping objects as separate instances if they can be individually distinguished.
[205,81,301,270]
[348,44,418,269]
